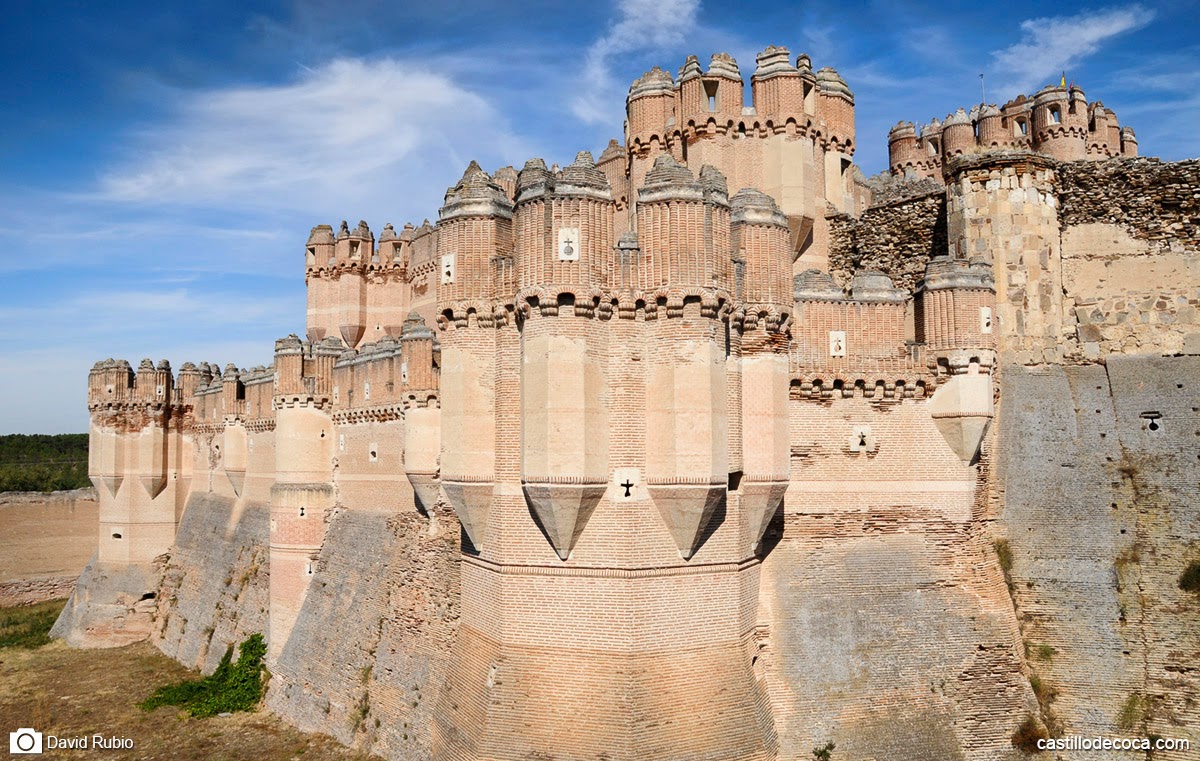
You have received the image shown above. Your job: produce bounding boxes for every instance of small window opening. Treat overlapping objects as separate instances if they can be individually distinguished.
[112,532,123,540]
[728,471,743,491]
[1016,119,1028,136]
[703,80,719,112]
[141,592,157,601]
[350,241,360,257]
[299,506,306,517]
[1049,107,1061,124]
[306,563,314,576]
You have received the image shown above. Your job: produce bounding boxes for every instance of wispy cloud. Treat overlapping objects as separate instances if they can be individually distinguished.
[991,5,1156,95]
[94,57,531,223]
[570,0,701,124]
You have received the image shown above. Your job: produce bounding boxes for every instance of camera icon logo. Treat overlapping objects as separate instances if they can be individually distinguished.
[9,728,43,754]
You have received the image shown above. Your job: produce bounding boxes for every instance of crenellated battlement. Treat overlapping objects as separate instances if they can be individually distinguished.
[890,82,1139,181]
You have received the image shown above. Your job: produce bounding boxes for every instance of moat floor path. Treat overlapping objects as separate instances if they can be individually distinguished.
[0,603,379,761]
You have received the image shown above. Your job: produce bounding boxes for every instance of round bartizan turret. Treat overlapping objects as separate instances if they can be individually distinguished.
[793,269,844,301]
[401,312,435,341]
[849,270,906,302]
[730,188,786,227]
[815,67,853,101]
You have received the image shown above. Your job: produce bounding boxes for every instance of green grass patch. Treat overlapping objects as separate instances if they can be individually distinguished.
[0,599,67,649]
[1116,693,1143,732]
[1179,561,1200,593]
[140,633,266,717]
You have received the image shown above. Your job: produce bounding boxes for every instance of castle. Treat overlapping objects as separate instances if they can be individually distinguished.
[54,45,1200,761]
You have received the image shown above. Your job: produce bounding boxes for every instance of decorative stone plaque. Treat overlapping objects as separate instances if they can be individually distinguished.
[829,330,846,357]
[558,227,580,261]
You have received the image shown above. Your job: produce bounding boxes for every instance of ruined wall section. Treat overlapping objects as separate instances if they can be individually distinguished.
[1057,158,1200,359]
[996,358,1200,758]
[828,189,946,293]
[265,505,460,761]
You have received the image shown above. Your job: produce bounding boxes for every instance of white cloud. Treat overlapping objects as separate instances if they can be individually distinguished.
[95,58,531,223]
[571,0,701,124]
[991,5,1156,95]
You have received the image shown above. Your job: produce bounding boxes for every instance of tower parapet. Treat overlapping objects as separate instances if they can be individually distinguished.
[435,161,512,551]
[890,81,1139,181]
[626,45,860,266]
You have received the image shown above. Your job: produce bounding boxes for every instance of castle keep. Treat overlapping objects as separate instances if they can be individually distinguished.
[55,46,1200,761]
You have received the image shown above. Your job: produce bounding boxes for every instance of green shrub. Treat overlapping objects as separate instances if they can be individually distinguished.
[812,741,835,761]
[1179,561,1200,593]
[1011,715,1047,754]
[140,633,266,717]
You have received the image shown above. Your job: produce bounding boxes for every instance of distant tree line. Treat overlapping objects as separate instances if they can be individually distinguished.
[0,434,90,493]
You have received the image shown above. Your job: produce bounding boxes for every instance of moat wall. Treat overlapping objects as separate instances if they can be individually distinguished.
[996,357,1200,760]
[759,395,1031,761]
[152,492,271,673]
[0,489,97,606]
[263,503,460,761]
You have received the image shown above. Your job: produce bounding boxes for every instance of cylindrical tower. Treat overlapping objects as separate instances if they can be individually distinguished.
[335,220,371,348]
[435,162,512,551]
[399,313,441,513]
[750,45,803,123]
[730,189,791,551]
[268,335,337,661]
[304,224,335,343]
[888,121,921,176]
[637,156,731,558]
[1121,126,1138,156]
[977,104,1006,149]
[1031,85,1085,161]
[941,108,974,157]
[514,151,614,560]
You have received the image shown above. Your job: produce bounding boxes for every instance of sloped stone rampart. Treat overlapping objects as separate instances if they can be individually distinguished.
[152,492,270,673]
[996,358,1200,759]
[265,506,460,761]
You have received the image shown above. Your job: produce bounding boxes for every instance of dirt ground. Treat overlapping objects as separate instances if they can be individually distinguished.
[0,497,97,580]
[0,602,378,761]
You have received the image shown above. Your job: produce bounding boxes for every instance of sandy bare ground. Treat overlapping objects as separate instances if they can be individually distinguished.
[0,496,97,581]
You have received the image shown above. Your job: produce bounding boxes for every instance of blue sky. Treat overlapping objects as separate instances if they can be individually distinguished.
[2,0,1197,433]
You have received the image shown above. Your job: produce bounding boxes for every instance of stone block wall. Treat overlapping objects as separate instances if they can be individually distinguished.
[759,394,1033,761]
[1057,159,1200,359]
